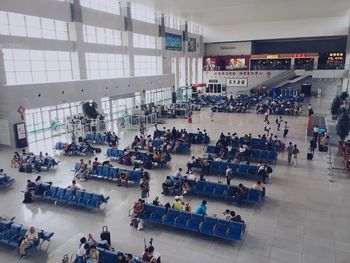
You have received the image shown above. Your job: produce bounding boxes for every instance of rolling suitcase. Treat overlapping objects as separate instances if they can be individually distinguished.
[100,226,111,245]
[307,153,313,160]
[25,164,32,173]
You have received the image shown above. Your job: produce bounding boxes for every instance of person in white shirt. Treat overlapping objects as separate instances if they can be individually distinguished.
[174,168,183,178]
[313,125,319,141]
[19,227,38,258]
[225,167,233,185]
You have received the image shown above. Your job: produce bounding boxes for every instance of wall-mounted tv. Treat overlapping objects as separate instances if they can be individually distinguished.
[165,32,182,51]
[188,38,196,52]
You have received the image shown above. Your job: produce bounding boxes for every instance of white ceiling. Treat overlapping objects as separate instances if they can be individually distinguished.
[131,0,350,26]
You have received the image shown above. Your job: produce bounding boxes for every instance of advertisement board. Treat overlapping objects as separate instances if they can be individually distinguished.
[165,32,182,51]
[226,78,248,87]
[188,38,196,52]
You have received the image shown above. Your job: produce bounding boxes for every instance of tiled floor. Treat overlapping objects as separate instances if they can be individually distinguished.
[1,96,350,263]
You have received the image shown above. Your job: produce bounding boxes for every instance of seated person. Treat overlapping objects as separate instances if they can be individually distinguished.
[162,176,175,195]
[68,180,81,191]
[130,199,145,225]
[87,233,111,250]
[251,181,265,196]
[233,184,247,207]
[18,226,38,259]
[11,152,20,168]
[142,245,160,263]
[172,196,184,210]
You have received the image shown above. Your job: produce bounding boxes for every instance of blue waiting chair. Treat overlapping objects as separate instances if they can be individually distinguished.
[174,211,191,229]
[162,209,179,226]
[149,206,166,223]
[186,214,202,231]
[200,217,217,236]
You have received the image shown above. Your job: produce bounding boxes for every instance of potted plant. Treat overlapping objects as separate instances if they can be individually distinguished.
[331,96,342,120]
[82,101,99,119]
[340,91,349,101]
[337,109,350,141]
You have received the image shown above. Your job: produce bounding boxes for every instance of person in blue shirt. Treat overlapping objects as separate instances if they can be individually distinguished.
[196,200,207,215]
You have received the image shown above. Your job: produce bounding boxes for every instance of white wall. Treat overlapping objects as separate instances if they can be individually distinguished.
[205,42,252,56]
[203,70,285,94]
[0,74,175,146]
[203,16,349,43]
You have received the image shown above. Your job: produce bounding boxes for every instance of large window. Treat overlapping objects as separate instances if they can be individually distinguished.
[188,22,203,35]
[0,11,69,40]
[83,25,123,46]
[134,55,162,76]
[80,0,121,15]
[133,33,157,49]
[131,2,156,23]
[85,53,125,79]
[3,49,73,84]
[165,15,184,30]
[145,88,172,105]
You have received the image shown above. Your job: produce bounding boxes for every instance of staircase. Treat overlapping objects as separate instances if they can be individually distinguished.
[254,69,296,89]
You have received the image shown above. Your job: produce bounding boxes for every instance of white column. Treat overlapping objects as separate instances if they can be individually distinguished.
[0,48,7,85]
[343,15,350,92]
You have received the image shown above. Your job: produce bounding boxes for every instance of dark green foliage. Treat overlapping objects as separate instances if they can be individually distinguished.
[337,109,350,140]
[82,101,99,119]
[331,96,342,116]
[340,91,349,101]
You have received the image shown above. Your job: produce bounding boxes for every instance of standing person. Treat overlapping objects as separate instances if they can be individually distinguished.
[140,179,150,201]
[276,116,283,131]
[291,144,300,167]
[308,104,314,116]
[209,109,214,122]
[313,125,319,142]
[309,137,317,155]
[140,124,145,136]
[283,121,289,138]
[225,166,233,186]
[264,110,269,122]
[286,142,293,165]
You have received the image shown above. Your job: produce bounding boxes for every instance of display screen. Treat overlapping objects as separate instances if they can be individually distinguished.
[188,38,196,52]
[225,57,249,69]
[165,33,182,51]
[203,56,217,71]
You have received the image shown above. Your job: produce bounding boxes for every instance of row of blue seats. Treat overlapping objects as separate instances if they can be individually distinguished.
[85,133,108,144]
[192,160,260,179]
[0,175,15,189]
[34,184,109,210]
[139,204,245,241]
[222,137,282,151]
[26,155,55,171]
[152,140,191,154]
[73,163,142,184]
[165,177,264,204]
[53,142,94,156]
[95,248,144,263]
[206,145,277,163]
[0,220,54,252]
[188,133,210,144]
[106,148,172,166]
[153,130,210,145]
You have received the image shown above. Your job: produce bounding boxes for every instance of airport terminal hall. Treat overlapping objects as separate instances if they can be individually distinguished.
[2,0,350,263]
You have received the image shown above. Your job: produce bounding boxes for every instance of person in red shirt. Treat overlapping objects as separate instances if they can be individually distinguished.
[92,157,100,166]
